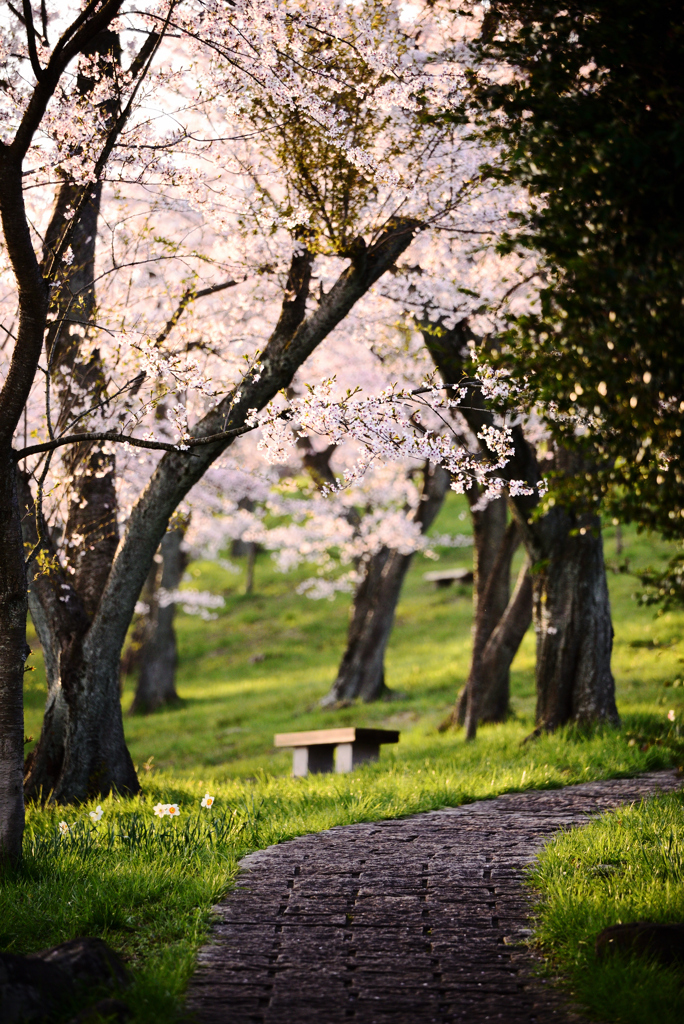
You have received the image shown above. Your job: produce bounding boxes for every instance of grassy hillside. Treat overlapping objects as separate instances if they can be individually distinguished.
[25,494,684,777]
[13,495,684,1024]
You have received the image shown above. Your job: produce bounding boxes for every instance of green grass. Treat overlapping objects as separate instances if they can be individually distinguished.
[531,790,684,1024]
[11,495,684,1021]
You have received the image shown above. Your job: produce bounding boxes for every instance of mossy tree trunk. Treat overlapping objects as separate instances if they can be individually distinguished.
[129,524,188,714]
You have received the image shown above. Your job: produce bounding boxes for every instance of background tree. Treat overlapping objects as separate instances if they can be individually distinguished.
[128,515,189,714]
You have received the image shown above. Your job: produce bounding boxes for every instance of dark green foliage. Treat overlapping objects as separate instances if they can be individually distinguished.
[468,2,684,537]
[639,550,684,613]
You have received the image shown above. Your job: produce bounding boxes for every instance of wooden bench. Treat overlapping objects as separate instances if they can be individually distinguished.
[274,727,400,777]
[423,568,474,588]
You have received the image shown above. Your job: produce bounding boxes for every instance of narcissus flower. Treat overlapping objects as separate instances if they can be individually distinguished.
[668,709,676,722]
[89,806,103,822]
[58,821,70,835]
[201,794,215,808]
[153,803,166,817]
[167,804,180,817]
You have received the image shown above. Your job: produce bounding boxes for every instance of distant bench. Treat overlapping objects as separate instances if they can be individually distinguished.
[423,568,474,589]
[274,727,400,777]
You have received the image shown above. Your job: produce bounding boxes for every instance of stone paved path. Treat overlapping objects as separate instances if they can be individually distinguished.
[186,769,682,1024]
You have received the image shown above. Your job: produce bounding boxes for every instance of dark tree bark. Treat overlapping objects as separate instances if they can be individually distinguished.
[22,30,138,801]
[479,557,533,722]
[230,499,259,594]
[453,493,514,726]
[0,1,127,844]
[454,511,519,730]
[0,455,28,862]
[23,220,420,802]
[129,525,187,714]
[321,462,450,705]
[526,509,618,733]
[420,318,618,737]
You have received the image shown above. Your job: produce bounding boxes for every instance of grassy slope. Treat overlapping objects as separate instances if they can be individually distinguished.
[532,791,684,1024]
[24,494,684,776]
[14,495,684,1022]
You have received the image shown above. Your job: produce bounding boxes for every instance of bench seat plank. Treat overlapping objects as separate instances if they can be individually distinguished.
[274,728,399,748]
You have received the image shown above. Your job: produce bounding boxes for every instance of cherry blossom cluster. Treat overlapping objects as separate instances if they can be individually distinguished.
[3,0,553,598]
[246,376,512,495]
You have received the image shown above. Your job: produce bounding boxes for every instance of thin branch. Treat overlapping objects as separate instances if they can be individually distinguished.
[14,421,259,461]
[40,0,48,44]
[154,278,239,347]
[59,372,147,436]
[22,0,43,80]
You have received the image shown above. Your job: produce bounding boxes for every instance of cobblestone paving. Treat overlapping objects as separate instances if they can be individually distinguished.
[187,770,682,1024]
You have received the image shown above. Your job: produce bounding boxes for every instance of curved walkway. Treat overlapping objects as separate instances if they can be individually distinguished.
[186,769,681,1024]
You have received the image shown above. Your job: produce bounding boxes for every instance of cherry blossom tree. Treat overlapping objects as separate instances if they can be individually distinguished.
[3,0,529,861]
[0,0,442,856]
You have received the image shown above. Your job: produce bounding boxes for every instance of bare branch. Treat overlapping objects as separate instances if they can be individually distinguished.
[22,0,44,81]
[154,278,239,348]
[14,421,259,461]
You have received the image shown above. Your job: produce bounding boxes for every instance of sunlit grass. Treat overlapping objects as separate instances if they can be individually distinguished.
[3,722,676,1023]
[13,497,684,1021]
[531,791,684,1024]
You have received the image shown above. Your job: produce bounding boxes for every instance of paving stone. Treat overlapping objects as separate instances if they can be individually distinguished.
[186,769,681,1023]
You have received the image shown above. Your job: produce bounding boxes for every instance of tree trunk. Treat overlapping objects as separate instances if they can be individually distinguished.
[479,557,533,721]
[0,453,27,861]
[24,636,139,804]
[129,527,187,714]
[463,518,520,737]
[528,509,618,733]
[453,494,513,725]
[420,317,618,738]
[22,76,136,800]
[321,463,450,705]
[21,471,139,804]
[245,543,257,596]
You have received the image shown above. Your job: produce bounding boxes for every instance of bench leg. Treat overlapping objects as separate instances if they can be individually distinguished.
[292,747,309,777]
[335,742,381,773]
[293,745,335,777]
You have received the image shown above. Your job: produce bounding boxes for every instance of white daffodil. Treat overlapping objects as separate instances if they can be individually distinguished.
[153,802,167,817]
[200,793,214,809]
[167,803,180,817]
[668,709,676,722]
[58,821,70,835]
[89,805,103,822]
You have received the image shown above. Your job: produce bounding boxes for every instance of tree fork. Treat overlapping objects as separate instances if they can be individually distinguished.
[24,222,420,802]
[421,319,618,738]
[463,518,520,739]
